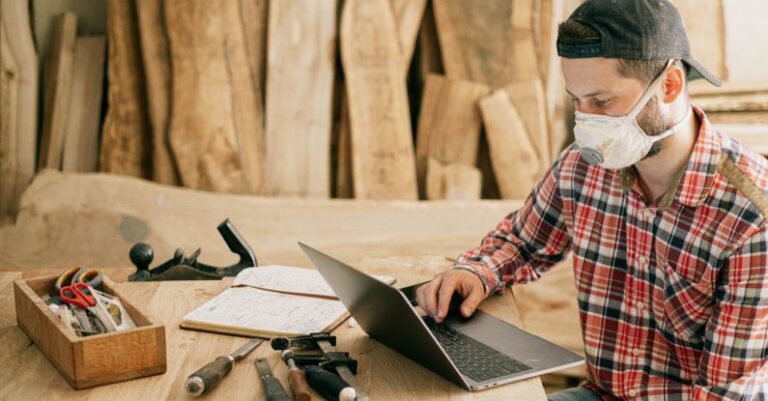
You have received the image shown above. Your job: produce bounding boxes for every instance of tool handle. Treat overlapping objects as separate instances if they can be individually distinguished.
[288,368,312,401]
[305,366,355,401]
[185,356,233,397]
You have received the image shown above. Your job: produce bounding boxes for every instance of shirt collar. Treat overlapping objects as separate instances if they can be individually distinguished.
[619,106,720,209]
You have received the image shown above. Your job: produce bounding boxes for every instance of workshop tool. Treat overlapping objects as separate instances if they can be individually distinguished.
[304,365,356,401]
[281,350,312,401]
[59,282,116,334]
[185,337,264,397]
[128,218,258,281]
[54,266,104,292]
[271,333,369,401]
[255,358,292,401]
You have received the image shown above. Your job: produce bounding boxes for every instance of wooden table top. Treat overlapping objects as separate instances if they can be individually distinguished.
[0,257,547,400]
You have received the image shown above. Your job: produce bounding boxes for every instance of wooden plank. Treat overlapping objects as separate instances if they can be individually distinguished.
[390,0,427,72]
[505,79,551,170]
[479,90,541,199]
[135,0,179,185]
[415,74,488,197]
[239,0,268,103]
[38,12,77,170]
[100,1,151,178]
[706,111,768,125]
[335,90,354,199]
[433,0,514,88]
[0,0,38,217]
[0,170,521,270]
[510,0,540,82]
[671,0,727,81]
[691,92,768,112]
[0,18,19,217]
[689,80,768,96]
[722,0,768,82]
[165,0,266,194]
[340,0,417,200]
[61,36,106,173]
[265,0,337,198]
[418,0,443,82]
[425,158,482,200]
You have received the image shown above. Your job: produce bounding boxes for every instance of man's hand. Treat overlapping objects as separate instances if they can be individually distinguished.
[415,269,485,323]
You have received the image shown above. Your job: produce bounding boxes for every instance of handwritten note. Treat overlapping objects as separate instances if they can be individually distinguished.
[233,265,395,298]
[181,287,349,337]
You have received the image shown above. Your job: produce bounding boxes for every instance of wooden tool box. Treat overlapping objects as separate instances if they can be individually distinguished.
[13,275,166,389]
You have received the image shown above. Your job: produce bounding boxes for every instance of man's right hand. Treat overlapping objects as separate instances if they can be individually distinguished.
[415,269,486,323]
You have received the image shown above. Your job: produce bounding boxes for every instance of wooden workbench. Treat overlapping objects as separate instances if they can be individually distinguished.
[0,257,548,400]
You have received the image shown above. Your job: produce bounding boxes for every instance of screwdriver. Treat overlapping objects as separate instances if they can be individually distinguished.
[185,338,264,397]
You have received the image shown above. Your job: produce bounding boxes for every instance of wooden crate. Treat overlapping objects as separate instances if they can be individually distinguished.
[13,275,166,389]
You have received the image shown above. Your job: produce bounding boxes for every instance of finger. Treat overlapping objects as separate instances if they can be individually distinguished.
[436,277,458,322]
[460,280,484,318]
[415,285,428,313]
[423,276,442,318]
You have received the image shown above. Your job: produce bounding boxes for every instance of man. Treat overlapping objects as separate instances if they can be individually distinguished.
[416,1,768,400]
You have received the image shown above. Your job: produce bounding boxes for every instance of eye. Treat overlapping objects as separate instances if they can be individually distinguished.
[593,98,612,107]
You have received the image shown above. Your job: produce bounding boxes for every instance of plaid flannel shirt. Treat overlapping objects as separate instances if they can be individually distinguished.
[455,107,768,400]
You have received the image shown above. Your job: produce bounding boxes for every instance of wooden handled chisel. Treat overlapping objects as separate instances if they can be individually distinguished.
[255,358,292,401]
[185,338,263,397]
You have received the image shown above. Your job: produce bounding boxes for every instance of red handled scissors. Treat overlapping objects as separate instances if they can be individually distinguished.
[59,283,116,333]
[60,282,97,309]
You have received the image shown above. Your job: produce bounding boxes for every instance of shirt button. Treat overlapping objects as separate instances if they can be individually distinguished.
[637,255,648,265]
[632,348,641,356]
[636,302,646,310]
[628,389,638,397]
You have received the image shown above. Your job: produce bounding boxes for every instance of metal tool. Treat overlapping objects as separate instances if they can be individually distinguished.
[281,350,312,401]
[185,338,264,397]
[255,358,291,401]
[128,219,258,281]
[55,266,104,291]
[304,365,356,401]
[59,282,116,333]
[271,333,369,401]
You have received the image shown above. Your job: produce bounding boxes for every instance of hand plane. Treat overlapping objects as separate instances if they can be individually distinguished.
[128,219,257,281]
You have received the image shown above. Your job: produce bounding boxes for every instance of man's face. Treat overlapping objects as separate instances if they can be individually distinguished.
[562,57,669,159]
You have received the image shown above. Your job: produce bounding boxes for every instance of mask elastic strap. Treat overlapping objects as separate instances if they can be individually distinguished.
[648,106,692,143]
[626,59,675,120]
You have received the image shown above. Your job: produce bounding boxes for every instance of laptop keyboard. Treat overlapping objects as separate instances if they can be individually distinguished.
[424,318,532,382]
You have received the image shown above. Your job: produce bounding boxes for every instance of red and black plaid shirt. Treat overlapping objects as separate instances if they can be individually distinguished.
[456,107,768,400]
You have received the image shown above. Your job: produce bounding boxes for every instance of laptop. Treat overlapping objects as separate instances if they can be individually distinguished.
[298,243,585,391]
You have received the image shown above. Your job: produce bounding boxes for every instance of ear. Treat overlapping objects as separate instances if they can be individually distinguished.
[661,63,686,104]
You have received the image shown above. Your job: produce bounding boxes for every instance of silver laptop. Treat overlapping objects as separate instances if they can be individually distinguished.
[299,243,585,391]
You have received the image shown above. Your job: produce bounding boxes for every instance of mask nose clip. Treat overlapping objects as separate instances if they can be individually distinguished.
[580,147,604,165]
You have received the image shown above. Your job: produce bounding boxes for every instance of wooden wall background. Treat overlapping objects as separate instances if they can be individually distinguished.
[1,0,767,223]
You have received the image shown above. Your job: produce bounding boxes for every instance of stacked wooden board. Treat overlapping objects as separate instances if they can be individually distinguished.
[73,0,574,202]
[6,0,768,221]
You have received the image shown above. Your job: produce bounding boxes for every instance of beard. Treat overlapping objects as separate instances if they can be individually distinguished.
[636,95,670,160]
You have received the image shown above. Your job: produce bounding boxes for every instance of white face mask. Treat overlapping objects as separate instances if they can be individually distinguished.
[574,60,690,170]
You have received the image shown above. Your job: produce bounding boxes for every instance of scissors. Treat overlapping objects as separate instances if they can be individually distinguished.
[55,266,104,293]
[59,283,116,333]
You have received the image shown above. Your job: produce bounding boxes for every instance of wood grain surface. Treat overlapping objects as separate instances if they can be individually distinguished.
[341,0,417,200]
[0,258,548,400]
[100,0,151,178]
[265,0,337,198]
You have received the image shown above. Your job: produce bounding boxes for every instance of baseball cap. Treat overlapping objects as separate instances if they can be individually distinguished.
[557,0,721,86]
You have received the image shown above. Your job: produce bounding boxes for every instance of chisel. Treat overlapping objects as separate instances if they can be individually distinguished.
[281,350,312,401]
[255,358,292,401]
[185,338,264,397]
